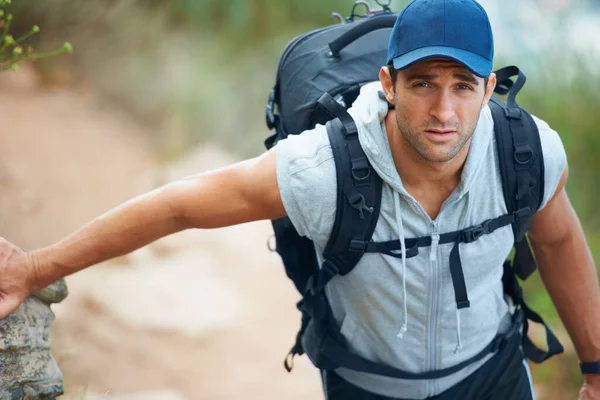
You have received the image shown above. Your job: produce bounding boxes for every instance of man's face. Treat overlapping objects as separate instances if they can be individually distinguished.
[381,59,495,163]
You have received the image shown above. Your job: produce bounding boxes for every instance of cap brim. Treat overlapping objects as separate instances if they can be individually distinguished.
[391,46,492,78]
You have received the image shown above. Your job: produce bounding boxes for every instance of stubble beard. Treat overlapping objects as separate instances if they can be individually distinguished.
[394,106,483,164]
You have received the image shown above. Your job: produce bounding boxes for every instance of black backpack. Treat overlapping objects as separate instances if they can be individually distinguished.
[264,7,563,380]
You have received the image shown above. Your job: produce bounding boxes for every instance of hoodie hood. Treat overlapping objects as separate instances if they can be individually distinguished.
[347,81,494,201]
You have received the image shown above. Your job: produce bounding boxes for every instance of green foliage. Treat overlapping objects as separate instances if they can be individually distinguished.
[515,62,600,232]
[168,0,410,44]
[0,0,71,71]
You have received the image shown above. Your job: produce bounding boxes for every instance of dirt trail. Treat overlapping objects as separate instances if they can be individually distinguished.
[0,66,323,400]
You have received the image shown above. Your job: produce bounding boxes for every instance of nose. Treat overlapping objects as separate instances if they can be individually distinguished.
[429,90,456,125]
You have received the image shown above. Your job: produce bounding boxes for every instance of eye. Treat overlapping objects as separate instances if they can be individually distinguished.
[413,82,431,88]
[457,84,473,91]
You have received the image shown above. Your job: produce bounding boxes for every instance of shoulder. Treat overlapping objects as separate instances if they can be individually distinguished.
[275,124,334,175]
[274,125,337,242]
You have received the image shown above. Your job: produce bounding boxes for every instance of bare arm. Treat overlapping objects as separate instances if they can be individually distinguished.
[528,164,600,366]
[0,149,285,318]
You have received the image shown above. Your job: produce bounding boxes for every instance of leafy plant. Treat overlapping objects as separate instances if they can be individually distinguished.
[0,0,71,71]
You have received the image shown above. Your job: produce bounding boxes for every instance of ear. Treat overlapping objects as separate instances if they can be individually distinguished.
[482,72,497,107]
[379,66,395,104]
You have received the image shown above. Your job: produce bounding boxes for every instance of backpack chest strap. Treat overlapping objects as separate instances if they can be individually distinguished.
[346,209,529,310]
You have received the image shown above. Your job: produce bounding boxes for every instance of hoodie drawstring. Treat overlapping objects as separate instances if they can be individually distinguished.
[454,309,464,354]
[393,192,408,339]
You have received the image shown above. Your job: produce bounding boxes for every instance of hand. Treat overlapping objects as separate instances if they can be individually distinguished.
[0,237,36,320]
[579,375,600,400]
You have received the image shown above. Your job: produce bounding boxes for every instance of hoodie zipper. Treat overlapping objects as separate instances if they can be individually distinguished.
[428,223,440,397]
[400,196,446,396]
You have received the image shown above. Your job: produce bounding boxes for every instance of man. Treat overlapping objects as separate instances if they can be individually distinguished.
[0,0,599,398]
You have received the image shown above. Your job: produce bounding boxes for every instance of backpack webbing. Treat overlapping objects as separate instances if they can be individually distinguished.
[281,67,564,377]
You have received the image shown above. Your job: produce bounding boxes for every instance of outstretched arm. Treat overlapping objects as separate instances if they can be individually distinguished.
[0,149,285,319]
[528,164,600,397]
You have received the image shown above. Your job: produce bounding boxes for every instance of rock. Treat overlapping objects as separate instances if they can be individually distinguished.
[0,279,67,399]
[31,280,69,305]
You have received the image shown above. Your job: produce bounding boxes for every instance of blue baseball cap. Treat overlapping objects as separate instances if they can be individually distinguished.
[386,0,494,78]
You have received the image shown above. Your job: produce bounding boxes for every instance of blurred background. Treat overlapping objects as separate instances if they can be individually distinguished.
[1,0,598,399]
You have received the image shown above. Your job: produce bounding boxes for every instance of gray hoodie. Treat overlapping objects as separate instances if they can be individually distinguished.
[275,81,566,398]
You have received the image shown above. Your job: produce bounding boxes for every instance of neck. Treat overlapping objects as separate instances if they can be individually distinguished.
[385,110,470,190]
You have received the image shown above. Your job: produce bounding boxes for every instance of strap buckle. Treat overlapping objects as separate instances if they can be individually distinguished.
[305,261,339,296]
[515,207,532,218]
[349,240,367,253]
[461,220,492,243]
[312,260,340,293]
[490,336,507,353]
[322,260,340,276]
[512,308,525,330]
[266,88,278,130]
[490,310,524,354]
[504,107,522,120]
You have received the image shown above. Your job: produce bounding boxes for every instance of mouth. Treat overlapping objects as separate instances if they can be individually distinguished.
[426,129,456,134]
[423,129,457,141]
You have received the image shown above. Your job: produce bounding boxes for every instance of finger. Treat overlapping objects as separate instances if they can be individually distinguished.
[0,296,23,320]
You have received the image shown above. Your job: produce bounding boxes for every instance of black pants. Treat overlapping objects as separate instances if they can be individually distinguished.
[322,335,534,400]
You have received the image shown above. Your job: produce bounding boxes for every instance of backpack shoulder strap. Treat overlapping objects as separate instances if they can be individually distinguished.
[490,67,564,364]
[308,92,382,292]
[490,66,545,280]
[283,92,382,372]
